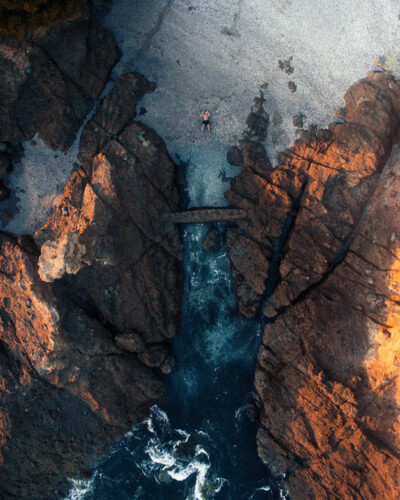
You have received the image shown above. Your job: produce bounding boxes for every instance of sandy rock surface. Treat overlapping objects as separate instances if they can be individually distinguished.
[102,0,400,161]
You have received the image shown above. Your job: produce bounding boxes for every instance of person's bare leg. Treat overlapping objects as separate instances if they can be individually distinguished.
[201,124,205,133]
[207,124,211,135]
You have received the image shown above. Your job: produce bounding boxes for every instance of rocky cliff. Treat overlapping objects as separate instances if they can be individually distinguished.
[226,72,400,498]
[0,9,182,500]
[0,3,118,152]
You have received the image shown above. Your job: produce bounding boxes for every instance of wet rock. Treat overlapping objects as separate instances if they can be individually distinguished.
[240,140,272,175]
[246,93,270,141]
[173,436,197,462]
[160,355,176,375]
[228,88,272,176]
[288,81,297,92]
[245,400,260,422]
[226,72,400,498]
[292,112,305,128]
[202,227,221,252]
[227,145,243,166]
[138,343,173,369]
[0,179,10,201]
[278,56,294,74]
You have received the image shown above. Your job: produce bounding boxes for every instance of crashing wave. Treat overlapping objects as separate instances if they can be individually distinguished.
[66,477,94,500]
[144,407,224,499]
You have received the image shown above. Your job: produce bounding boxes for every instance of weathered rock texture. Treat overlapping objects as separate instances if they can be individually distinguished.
[0,3,119,152]
[226,72,400,498]
[0,72,182,499]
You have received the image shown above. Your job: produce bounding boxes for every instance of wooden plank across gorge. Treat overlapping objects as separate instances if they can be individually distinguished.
[170,208,247,224]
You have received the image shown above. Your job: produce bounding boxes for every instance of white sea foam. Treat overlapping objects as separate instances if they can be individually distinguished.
[141,406,224,499]
[279,486,290,498]
[146,437,212,498]
[178,144,240,208]
[146,416,155,434]
[234,405,246,421]
[66,477,94,499]
[146,445,176,467]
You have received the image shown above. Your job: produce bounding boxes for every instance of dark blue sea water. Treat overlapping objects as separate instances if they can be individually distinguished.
[67,147,286,500]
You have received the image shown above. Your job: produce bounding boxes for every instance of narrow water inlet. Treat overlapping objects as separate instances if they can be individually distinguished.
[66,146,286,499]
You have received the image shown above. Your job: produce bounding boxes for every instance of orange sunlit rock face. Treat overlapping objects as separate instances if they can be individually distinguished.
[366,319,400,401]
[360,151,400,457]
[227,72,400,499]
[365,255,400,400]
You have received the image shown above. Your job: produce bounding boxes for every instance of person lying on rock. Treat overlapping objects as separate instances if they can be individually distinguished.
[200,110,211,134]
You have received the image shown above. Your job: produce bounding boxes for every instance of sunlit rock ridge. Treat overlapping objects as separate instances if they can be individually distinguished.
[226,72,400,498]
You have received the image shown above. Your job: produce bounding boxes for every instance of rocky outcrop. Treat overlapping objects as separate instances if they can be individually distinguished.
[0,72,182,499]
[0,3,119,152]
[202,226,221,253]
[78,72,156,163]
[0,1,119,210]
[226,72,400,498]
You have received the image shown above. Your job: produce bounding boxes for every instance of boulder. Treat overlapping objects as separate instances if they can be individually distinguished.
[115,332,146,353]
[202,226,221,252]
[138,343,175,373]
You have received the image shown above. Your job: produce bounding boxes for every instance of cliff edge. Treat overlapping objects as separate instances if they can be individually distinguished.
[227,72,400,498]
[0,10,182,499]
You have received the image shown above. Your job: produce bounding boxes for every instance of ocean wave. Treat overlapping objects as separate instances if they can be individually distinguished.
[142,407,224,500]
